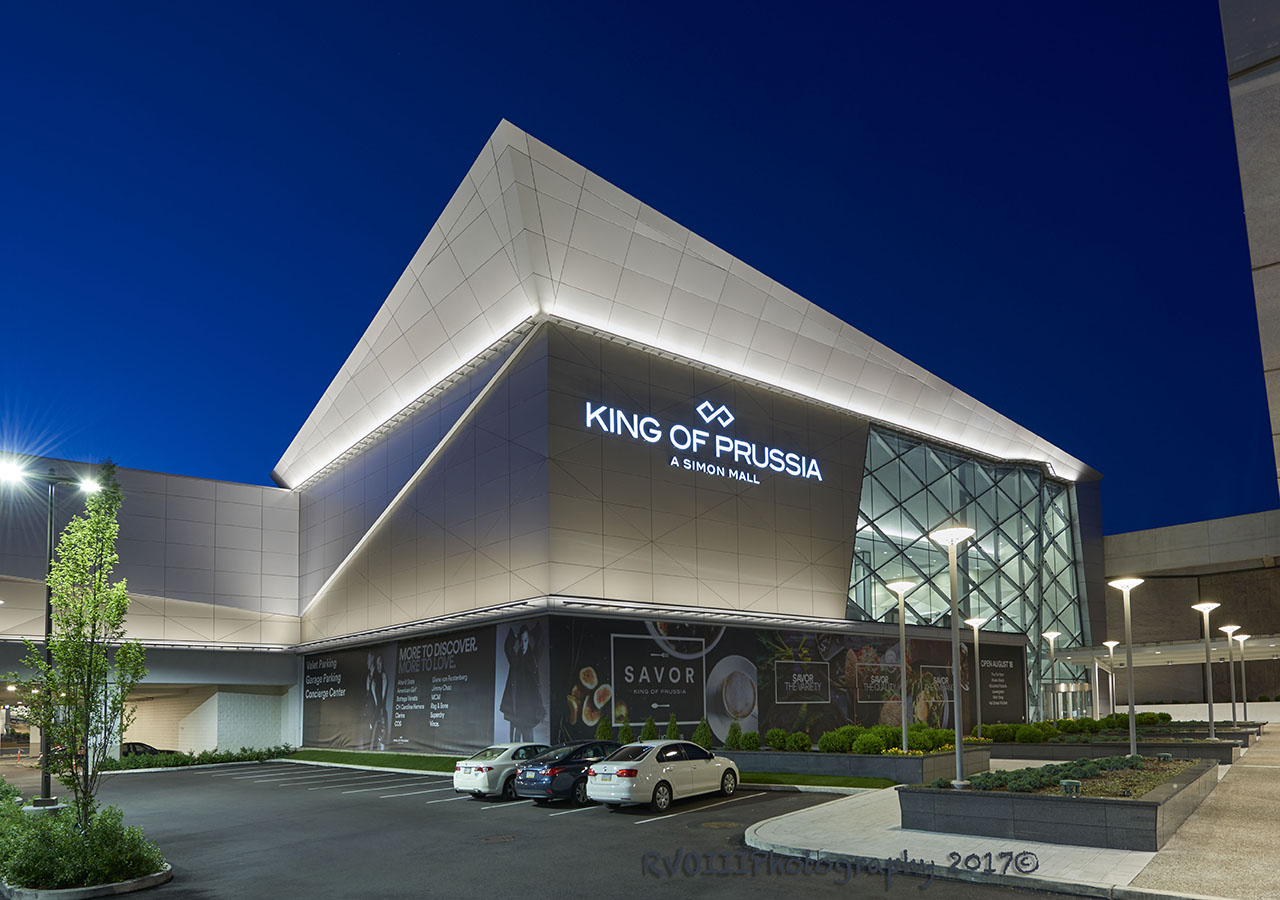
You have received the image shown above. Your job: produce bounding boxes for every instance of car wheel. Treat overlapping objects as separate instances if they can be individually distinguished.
[650,781,672,813]
[573,779,590,806]
[501,775,517,801]
[720,770,737,797]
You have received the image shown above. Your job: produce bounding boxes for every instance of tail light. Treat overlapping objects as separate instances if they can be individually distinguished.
[476,766,494,773]
[544,767,565,778]
[615,769,639,778]
[587,768,596,776]
[454,765,462,771]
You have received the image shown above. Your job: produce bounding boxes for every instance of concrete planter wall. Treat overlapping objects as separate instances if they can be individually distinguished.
[990,741,1240,764]
[897,759,1219,851]
[718,746,991,783]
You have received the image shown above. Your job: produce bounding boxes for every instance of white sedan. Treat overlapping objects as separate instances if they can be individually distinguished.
[586,740,739,812]
[453,742,549,799]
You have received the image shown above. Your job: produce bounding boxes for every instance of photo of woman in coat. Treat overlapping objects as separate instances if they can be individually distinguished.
[499,623,545,741]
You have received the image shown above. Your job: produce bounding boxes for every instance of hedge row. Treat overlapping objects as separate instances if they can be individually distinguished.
[976,713,1176,744]
[929,754,1145,791]
[98,745,294,771]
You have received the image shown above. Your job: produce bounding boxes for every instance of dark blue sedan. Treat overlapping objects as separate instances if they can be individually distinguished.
[513,740,622,805]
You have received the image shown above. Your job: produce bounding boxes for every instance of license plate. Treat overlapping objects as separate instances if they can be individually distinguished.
[461,767,471,774]
[599,774,612,782]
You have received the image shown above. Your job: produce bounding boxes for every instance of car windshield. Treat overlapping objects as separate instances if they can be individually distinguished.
[606,744,655,762]
[531,745,580,763]
[469,746,507,761]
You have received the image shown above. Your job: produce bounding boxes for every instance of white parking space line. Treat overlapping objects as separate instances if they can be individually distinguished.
[632,793,757,825]
[341,780,435,794]
[306,776,399,790]
[548,806,597,817]
[270,773,358,785]
[424,796,469,805]
[232,768,325,780]
[247,771,347,782]
[480,800,533,811]
[211,765,296,777]
[379,787,454,798]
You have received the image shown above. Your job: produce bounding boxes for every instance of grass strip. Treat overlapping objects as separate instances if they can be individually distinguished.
[287,749,462,771]
[740,771,896,789]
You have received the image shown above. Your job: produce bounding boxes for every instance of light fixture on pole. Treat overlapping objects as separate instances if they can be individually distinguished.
[1192,602,1221,740]
[964,617,987,739]
[1219,624,1240,726]
[1108,578,1143,756]
[0,457,102,806]
[928,525,975,789]
[1102,640,1120,717]
[886,581,916,753]
[1042,632,1061,723]
[1234,634,1250,722]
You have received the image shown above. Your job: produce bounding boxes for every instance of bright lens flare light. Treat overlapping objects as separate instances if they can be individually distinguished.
[1108,578,1144,592]
[964,617,987,627]
[79,479,101,494]
[0,460,24,483]
[885,581,915,596]
[1043,631,1062,642]
[1102,640,1120,648]
[1220,624,1241,636]
[1192,602,1221,614]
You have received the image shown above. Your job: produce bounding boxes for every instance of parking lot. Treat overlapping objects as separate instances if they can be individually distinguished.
[0,761,1050,899]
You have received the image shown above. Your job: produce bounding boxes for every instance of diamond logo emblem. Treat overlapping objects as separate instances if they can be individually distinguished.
[696,401,734,427]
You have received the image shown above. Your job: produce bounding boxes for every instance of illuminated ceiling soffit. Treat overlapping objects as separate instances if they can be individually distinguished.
[272,120,1094,488]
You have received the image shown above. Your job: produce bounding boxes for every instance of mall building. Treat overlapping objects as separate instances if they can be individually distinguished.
[0,121,1121,753]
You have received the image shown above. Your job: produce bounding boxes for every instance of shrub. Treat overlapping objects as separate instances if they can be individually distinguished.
[1007,774,1039,793]
[869,724,898,748]
[851,733,886,755]
[640,716,658,741]
[786,731,812,752]
[594,717,613,741]
[817,729,851,753]
[0,806,164,890]
[1260,696,1272,703]
[99,745,293,771]
[618,720,635,744]
[929,777,950,789]
[1156,712,1172,723]
[1056,718,1080,734]
[1014,725,1043,744]
[740,731,762,751]
[691,717,715,749]
[764,728,789,750]
[724,722,743,750]
[666,713,679,740]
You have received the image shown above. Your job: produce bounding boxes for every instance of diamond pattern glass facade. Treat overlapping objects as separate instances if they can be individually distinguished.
[848,427,1088,720]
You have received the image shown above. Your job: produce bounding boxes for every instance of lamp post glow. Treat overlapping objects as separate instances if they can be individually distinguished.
[886,581,916,753]
[1042,632,1061,723]
[1235,634,1250,722]
[964,617,987,739]
[0,457,101,805]
[1108,578,1143,756]
[1192,602,1221,740]
[1220,624,1240,726]
[1102,640,1119,717]
[928,526,974,789]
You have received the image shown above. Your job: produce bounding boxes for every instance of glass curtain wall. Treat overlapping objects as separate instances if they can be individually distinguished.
[848,427,1086,721]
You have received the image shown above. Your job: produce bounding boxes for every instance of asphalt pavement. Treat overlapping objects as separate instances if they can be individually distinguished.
[0,762,1058,900]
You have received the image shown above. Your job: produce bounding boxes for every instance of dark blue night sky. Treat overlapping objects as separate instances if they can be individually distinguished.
[1,3,1270,535]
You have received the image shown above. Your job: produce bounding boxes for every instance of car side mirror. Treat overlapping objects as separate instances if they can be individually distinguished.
[708,751,716,758]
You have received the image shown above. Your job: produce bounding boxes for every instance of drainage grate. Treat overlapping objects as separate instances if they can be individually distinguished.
[482,834,517,843]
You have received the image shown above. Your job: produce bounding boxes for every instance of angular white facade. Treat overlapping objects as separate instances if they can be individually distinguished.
[273,120,1093,491]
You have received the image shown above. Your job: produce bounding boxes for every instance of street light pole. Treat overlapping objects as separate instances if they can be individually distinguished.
[0,459,101,805]
[1220,624,1240,726]
[1108,579,1143,757]
[1043,632,1061,723]
[965,618,987,739]
[1192,602,1220,740]
[886,581,916,754]
[1103,641,1119,717]
[929,526,974,789]
[1235,634,1250,723]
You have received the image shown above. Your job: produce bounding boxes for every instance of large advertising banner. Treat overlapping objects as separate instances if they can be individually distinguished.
[304,614,1026,753]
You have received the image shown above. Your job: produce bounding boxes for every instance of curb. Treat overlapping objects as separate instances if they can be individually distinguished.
[100,760,264,775]
[0,864,172,900]
[274,758,455,777]
[742,783,870,796]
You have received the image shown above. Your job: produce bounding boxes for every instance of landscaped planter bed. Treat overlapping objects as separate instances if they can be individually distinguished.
[897,759,1219,851]
[990,741,1240,764]
[718,746,991,783]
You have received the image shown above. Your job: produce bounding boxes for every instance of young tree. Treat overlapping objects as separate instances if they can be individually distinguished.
[14,462,146,830]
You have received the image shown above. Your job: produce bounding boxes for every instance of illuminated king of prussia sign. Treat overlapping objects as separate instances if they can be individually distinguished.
[584,400,823,484]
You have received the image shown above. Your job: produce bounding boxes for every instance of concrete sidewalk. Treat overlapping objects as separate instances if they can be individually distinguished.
[746,727,1276,900]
